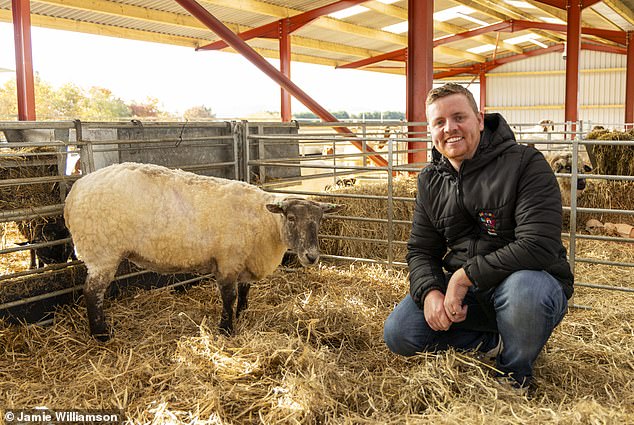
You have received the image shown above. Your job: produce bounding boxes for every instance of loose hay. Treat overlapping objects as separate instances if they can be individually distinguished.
[0,262,632,424]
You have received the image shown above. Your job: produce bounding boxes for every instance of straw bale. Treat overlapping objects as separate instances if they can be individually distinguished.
[585,129,634,176]
[315,176,417,262]
[0,146,61,211]
[0,147,66,258]
[0,259,632,424]
[564,180,634,228]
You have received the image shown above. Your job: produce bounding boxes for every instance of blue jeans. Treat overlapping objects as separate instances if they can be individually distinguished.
[384,270,568,386]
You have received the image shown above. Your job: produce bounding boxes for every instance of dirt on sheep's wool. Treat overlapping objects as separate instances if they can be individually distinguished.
[1,257,633,424]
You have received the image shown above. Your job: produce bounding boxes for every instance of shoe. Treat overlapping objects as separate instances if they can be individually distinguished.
[481,335,503,362]
[494,375,534,398]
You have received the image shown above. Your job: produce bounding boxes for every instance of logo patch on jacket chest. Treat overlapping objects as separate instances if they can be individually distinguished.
[478,211,498,235]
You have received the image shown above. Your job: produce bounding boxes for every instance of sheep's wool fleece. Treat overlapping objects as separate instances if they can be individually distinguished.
[64,162,286,280]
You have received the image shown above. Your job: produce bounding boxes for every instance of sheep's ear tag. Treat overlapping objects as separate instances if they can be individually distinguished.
[266,201,285,214]
[322,203,345,213]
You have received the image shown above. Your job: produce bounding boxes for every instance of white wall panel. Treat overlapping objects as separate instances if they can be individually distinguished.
[484,50,626,129]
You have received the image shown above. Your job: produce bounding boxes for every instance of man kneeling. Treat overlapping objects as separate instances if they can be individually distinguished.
[384,83,573,391]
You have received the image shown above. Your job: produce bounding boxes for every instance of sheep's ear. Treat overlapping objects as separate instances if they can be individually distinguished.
[318,202,345,214]
[266,202,285,214]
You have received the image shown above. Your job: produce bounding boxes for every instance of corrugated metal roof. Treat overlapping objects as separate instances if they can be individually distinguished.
[0,0,632,78]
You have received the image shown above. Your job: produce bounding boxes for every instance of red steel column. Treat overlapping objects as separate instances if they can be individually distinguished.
[279,19,292,122]
[625,31,634,127]
[406,0,433,165]
[479,68,486,112]
[174,0,387,166]
[12,0,36,120]
[565,0,582,133]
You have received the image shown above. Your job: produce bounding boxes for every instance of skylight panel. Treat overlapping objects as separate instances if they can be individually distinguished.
[434,5,476,22]
[455,12,489,26]
[382,21,408,34]
[540,17,566,24]
[505,33,541,45]
[504,1,537,9]
[467,44,496,54]
[329,5,369,19]
[529,38,548,48]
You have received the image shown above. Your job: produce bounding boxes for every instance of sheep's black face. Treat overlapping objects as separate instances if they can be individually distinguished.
[267,198,344,267]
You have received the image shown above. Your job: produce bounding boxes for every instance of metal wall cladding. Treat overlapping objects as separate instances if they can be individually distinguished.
[486,50,627,127]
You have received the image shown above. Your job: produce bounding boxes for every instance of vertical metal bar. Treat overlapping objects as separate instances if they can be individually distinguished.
[279,19,292,122]
[564,0,581,132]
[56,143,66,203]
[243,120,251,183]
[258,124,266,184]
[479,68,487,114]
[568,131,579,277]
[406,0,432,165]
[387,135,394,269]
[75,120,93,174]
[362,123,367,168]
[625,31,634,128]
[230,121,240,180]
[11,0,36,120]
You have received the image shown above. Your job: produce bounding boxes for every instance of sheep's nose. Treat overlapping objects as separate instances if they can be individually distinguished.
[577,179,586,191]
[306,253,319,264]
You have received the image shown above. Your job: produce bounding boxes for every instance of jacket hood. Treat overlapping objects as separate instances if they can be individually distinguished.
[431,113,517,173]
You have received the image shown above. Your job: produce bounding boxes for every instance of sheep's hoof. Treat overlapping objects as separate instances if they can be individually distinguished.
[219,319,233,336]
[90,325,112,342]
[92,332,111,343]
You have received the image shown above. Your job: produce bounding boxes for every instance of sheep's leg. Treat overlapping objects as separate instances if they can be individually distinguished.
[84,270,113,342]
[217,278,237,335]
[29,249,37,269]
[236,282,251,319]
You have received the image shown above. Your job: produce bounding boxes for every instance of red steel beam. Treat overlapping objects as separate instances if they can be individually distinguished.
[479,67,486,111]
[279,19,291,122]
[406,0,432,165]
[12,0,36,121]
[336,48,406,70]
[433,44,565,79]
[535,0,601,8]
[626,32,634,126]
[510,19,626,45]
[435,21,514,46]
[581,42,625,55]
[198,0,368,51]
[174,0,388,167]
[339,18,626,72]
[565,0,582,127]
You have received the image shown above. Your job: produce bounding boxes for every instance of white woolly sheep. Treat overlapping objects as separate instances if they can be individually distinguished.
[547,153,593,205]
[64,162,344,341]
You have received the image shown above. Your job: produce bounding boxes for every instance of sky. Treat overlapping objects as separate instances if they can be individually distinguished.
[0,22,408,119]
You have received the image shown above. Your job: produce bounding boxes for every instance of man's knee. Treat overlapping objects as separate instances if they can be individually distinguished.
[495,270,567,324]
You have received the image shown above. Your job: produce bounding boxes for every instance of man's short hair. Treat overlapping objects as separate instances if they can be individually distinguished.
[426,83,479,115]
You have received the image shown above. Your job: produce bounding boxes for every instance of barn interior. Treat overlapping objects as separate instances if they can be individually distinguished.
[1,1,633,423]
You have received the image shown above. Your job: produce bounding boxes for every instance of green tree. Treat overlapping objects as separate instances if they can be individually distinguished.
[83,87,129,120]
[183,105,215,120]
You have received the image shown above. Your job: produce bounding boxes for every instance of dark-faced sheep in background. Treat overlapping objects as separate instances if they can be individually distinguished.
[63,162,344,341]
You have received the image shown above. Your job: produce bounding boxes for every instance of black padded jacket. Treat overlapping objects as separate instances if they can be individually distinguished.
[407,113,574,308]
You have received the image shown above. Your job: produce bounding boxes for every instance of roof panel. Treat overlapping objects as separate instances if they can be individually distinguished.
[0,0,631,77]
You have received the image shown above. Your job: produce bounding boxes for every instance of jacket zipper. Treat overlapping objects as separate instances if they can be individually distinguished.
[456,165,479,258]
